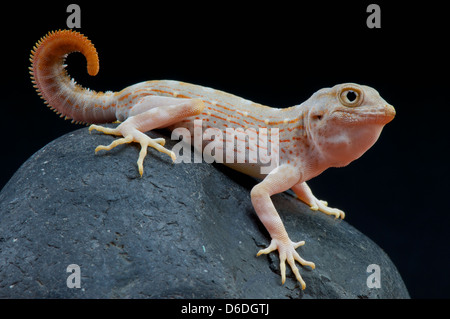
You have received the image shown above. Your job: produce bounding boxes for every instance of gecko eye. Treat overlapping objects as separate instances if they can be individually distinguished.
[338,86,363,107]
[346,91,358,102]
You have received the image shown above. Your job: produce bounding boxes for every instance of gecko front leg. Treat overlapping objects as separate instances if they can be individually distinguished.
[292,182,345,219]
[251,164,315,289]
[89,96,205,176]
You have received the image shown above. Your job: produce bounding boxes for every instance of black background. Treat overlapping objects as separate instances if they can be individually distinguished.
[1,1,449,298]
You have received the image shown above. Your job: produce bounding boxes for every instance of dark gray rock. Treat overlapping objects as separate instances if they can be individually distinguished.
[0,126,409,298]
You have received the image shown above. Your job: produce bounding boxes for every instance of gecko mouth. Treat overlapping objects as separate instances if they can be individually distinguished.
[333,104,396,125]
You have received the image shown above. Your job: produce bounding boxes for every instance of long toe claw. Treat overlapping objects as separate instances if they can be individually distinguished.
[95,135,133,153]
[279,255,287,284]
[89,124,121,136]
[312,199,345,219]
[257,240,278,256]
[147,139,176,162]
[326,207,345,219]
[153,138,166,146]
[137,141,148,177]
[293,241,306,249]
[293,250,315,269]
[287,255,306,289]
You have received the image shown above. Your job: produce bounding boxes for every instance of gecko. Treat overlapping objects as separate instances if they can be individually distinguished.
[30,30,395,290]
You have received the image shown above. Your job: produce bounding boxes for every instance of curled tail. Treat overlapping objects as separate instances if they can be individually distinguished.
[30,30,118,124]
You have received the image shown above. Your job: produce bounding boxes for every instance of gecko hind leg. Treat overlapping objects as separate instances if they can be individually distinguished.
[89,96,205,176]
[89,124,175,176]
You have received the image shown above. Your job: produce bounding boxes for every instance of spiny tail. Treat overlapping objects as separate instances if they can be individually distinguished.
[30,30,118,124]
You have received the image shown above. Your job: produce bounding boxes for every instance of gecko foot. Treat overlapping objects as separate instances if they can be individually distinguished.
[89,124,176,176]
[257,238,315,289]
[310,199,345,219]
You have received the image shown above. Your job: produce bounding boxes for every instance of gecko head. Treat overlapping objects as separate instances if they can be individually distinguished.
[305,83,395,167]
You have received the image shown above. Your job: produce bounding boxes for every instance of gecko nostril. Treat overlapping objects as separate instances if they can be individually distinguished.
[385,104,396,118]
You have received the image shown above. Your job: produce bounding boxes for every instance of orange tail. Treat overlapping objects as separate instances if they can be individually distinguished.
[30,30,117,124]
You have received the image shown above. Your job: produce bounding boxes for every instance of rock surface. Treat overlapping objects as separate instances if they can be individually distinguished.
[0,126,409,298]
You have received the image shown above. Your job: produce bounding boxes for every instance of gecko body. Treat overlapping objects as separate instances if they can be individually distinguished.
[30,30,395,289]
